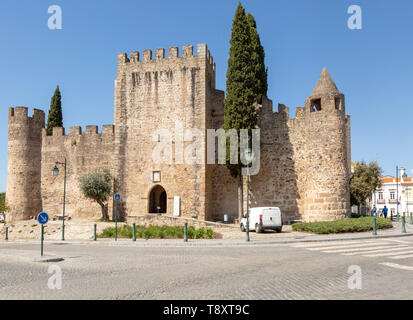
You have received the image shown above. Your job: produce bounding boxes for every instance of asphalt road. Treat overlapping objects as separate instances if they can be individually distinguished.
[1,236,413,299]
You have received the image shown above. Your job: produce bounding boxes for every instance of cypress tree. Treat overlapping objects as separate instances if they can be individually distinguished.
[247,13,268,104]
[223,2,257,221]
[46,85,63,135]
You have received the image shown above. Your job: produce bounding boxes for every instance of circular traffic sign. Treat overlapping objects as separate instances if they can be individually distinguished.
[37,212,49,225]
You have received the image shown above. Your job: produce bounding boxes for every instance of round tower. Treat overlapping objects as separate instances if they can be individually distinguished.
[6,107,45,221]
[301,68,351,221]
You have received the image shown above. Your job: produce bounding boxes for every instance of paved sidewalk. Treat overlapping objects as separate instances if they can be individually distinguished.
[1,221,412,248]
[0,249,64,263]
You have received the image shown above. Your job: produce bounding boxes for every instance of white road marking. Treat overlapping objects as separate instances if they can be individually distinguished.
[293,240,379,248]
[308,242,393,251]
[386,239,413,245]
[363,249,413,258]
[342,245,411,256]
[322,244,404,253]
[379,262,413,271]
[389,253,413,259]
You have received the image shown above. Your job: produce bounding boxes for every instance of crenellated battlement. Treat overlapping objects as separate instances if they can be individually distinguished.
[9,107,45,124]
[42,124,115,139]
[117,43,215,72]
[6,44,351,223]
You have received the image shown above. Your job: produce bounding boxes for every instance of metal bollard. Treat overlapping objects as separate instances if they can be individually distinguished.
[94,224,97,241]
[402,214,406,233]
[410,213,413,225]
[246,217,250,242]
[41,224,44,256]
[132,223,136,242]
[373,217,377,236]
[184,222,188,242]
[397,213,400,222]
[5,227,8,241]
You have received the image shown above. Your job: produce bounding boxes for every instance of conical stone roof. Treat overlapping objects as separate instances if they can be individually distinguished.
[310,68,340,97]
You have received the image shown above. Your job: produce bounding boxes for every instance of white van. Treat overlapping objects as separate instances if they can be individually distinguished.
[240,207,283,233]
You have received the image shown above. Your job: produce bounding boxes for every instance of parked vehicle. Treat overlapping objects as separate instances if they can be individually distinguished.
[240,207,282,233]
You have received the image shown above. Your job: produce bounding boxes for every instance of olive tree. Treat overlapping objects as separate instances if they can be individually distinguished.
[78,169,112,221]
[350,161,383,214]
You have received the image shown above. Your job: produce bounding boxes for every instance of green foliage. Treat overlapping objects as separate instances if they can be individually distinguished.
[79,169,112,204]
[98,225,215,239]
[350,161,383,207]
[0,193,5,207]
[46,85,63,136]
[247,13,268,104]
[223,3,258,179]
[292,217,392,234]
[0,193,9,212]
[78,169,112,221]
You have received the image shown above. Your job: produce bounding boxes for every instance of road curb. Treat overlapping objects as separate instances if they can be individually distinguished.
[1,232,412,247]
[0,252,65,263]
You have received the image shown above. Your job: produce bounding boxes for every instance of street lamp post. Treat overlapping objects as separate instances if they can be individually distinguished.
[52,158,67,241]
[245,148,254,243]
[396,166,407,219]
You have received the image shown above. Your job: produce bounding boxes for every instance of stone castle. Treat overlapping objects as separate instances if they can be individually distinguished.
[6,44,351,222]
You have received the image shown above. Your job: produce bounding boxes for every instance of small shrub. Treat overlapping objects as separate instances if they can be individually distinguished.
[292,217,392,234]
[97,224,214,239]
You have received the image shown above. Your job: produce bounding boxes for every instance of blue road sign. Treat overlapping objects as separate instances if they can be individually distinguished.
[37,212,49,225]
[114,194,120,201]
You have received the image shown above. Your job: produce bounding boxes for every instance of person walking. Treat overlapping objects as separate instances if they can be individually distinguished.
[382,205,388,219]
[372,205,377,217]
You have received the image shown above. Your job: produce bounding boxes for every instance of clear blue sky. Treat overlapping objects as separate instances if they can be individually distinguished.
[1,0,412,192]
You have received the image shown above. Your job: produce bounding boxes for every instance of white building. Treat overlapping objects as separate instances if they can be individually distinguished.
[371,167,413,216]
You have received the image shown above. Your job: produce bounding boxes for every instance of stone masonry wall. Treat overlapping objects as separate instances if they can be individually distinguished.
[6,107,44,220]
[113,44,217,220]
[5,46,351,224]
[41,125,115,219]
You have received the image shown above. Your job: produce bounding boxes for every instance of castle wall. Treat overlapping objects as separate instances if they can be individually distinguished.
[6,107,44,220]
[5,46,351,224]
[209,95,351,223]
[113,44,216,219]
[288,107,350,221]
[41,125,115,219]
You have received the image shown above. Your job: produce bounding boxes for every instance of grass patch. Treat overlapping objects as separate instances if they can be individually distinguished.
[98,225,215,239]
[292,217,392,234]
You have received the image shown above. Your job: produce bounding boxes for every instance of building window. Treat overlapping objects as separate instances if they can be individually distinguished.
[310,99,321,112]
[153,171,161,183]
[390,191,395,200]
[335,97,341,110]
[378,192,383,200]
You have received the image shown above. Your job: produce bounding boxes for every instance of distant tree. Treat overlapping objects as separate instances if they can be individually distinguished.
[46,85,63,135]
[223,2,258,221]
[247,12,268,104]
[0,193,8,212]
[78,169,112,221]
[350,161,383,214]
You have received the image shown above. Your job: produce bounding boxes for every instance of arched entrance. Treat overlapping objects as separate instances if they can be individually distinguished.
[149,185,167,214]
